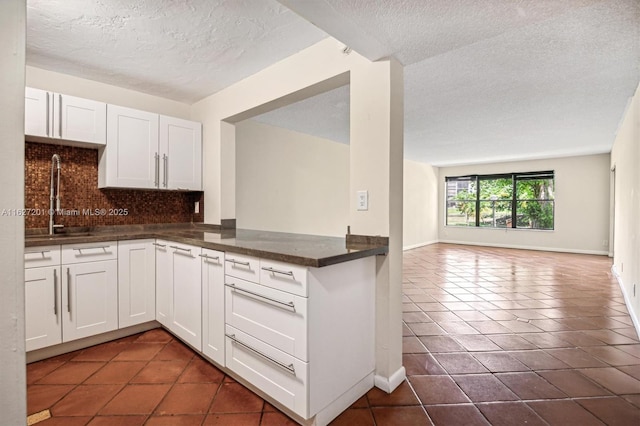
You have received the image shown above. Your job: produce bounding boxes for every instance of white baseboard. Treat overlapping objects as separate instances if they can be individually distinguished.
[403,240,438,251]
[437,239,609,256]
[611,265,640,338]
[374,366,406,393]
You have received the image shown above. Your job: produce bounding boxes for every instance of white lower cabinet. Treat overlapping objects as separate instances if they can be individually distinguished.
[225,325,308,414]
[25,246,62,351]
[61,243,118,342]
[118,240,156,328]
[225,276,308,360]
[201,248,225,365]
[154,240,172,327]
[154,240,202,351]
[171,243,202,350]
[224,256,376,422]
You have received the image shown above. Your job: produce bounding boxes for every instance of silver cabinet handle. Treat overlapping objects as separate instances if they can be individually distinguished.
[170,245,194,257]
[53,269,58,316]
[226,333,296,375]
[154,152,160,187]
[46,92,50,136]
[226,283,295,311]
[74,246,111,255]
[25,249,51,258]
[163,154,168,188]
[226,258,251,267]
[153,242,166,248]
[66,267,71,315]
[58,94,63,137]
[261,266,295,277]
[199,253,220,261]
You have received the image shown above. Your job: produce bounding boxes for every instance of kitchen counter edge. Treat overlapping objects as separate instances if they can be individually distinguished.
[24,229,388,268]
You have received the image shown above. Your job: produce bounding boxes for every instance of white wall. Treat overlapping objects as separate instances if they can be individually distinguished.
[0,0,26,423]
[438,154,611,254]
[611,83,640,331]
[237,120,439,249]
[236,120,349,237]
[26,66,191,119]
[403,160,439,249]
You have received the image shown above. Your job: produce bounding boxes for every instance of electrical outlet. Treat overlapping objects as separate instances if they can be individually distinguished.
[634,283,636,298]
[603,239,608,247]
[357,190,368,211]
[194,201,200,214]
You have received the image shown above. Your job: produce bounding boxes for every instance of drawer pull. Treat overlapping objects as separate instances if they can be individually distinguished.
[226,258,251,267]
[226,333,296,375]
[153,242,167,248]
[226,283,296,311]
[261,266,295,278]
[25,250,51,257]
[199,253,220,261]
[74,246,111,255]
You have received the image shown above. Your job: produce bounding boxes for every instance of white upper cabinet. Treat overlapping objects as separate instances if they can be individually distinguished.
[100,105,159,189]
[25,87,48,137]
[99,105,202,191]
[25,87,106,146]
[159,115,202,190]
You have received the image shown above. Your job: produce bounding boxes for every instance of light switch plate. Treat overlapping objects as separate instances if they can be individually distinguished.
[357,190,368,211]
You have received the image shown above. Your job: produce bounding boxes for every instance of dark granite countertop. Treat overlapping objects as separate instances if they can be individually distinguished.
[25,224,388,267]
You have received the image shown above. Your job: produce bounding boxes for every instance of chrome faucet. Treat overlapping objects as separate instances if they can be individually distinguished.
[49,154,63,235]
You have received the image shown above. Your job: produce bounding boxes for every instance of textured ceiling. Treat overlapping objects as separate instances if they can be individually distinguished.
[26,0,640,166]
[26,0,327,103]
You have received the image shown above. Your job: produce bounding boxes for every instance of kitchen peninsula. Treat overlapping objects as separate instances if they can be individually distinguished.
[24,224,387,426]
[25,224,388,266]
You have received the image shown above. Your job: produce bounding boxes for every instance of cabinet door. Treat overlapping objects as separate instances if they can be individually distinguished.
[101,105,159,189]
[25,266,62,351]
[201,249,225,365]
[170,243,202,350]
[53,93,106,145]
[159,116,202,190]
[62,260,118,342]
[25,87,50,137]
[118,240,156,328]
[155,241,172,327]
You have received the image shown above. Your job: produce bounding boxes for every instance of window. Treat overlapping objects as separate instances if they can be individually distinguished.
[446,171,554,230]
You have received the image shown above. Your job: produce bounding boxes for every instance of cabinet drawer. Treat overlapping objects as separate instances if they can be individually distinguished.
[260,259,308,297]
[225,253,260,282]
[25,245,60,268]
[62,242,117,264]
[225,276,308,361]
[225,325,308,417]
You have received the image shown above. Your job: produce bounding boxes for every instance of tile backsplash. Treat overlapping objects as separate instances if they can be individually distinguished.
[25,142,204,229]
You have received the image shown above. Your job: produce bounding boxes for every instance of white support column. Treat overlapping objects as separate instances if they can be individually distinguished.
[350,58,405,391]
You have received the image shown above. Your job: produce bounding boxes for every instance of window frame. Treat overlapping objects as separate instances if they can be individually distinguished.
[445,170,555,230]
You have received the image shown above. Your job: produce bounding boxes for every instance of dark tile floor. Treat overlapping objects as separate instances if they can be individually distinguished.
[27,244,640,425]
